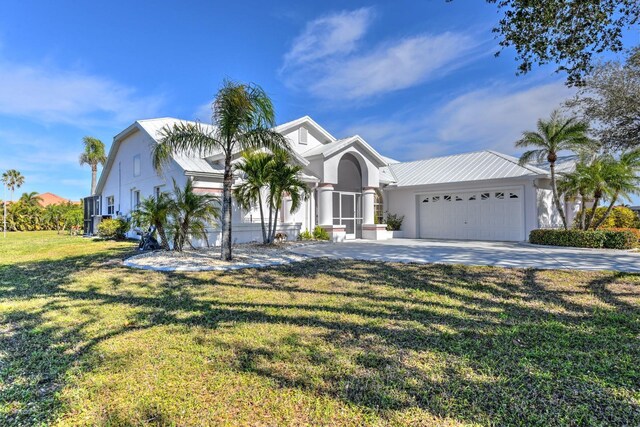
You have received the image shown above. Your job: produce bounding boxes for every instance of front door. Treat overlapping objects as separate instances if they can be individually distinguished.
[333,192,362,239]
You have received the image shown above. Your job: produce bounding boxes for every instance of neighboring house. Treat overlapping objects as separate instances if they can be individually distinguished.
[38,192,79,207]
[86,116,575,244]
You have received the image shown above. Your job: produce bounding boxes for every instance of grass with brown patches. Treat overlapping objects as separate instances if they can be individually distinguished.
[1,231,639,426]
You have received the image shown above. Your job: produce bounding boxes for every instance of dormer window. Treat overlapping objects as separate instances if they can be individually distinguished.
[299,127,308,144]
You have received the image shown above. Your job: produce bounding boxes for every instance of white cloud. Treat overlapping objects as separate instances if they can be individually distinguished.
[193,101,213,122]
[433,81,576,152]
[339,80,576,161]
[281,8,483,101]
[0,59,164,126]
[283,8,374,68]
[310,32,479,100]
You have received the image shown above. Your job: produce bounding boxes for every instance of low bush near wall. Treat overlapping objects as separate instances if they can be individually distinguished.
[312,226,330,241]
[385,212,404,231]
[298,229,313,240]
[529,229,639,250]
[602,229,639,249]
[97,218,129,240]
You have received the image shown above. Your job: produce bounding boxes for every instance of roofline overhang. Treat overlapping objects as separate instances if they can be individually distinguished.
[95,121,145,195]
[383,174,546,191]
[303,135,388,168]
[275,115,337,143]
[185,171,224,179]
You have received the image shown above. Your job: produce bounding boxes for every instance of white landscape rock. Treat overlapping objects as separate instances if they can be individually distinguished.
[123,242,326,272]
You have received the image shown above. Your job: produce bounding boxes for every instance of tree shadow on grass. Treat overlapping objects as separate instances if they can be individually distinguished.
[1,251,639,425]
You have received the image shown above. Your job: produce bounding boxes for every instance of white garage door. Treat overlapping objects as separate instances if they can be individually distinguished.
[419,188,524,241]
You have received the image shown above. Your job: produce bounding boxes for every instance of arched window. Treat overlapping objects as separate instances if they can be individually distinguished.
[374,189,384,224]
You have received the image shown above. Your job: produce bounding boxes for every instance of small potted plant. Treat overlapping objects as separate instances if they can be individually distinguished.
[385,212,404,238]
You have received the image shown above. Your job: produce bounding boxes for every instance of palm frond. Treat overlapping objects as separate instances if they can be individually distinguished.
[152,122,222,172]
[518,149,546,165]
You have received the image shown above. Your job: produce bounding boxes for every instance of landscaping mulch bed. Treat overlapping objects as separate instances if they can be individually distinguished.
[124,240,329,271]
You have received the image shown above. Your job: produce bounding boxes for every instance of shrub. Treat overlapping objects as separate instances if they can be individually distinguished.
[385,212,404,231]
[298,229,313,240]
[312,225,330,241]
[574,206,640,229]
[529,228,638,249]
[97,218,129,240]
[529,229,605,248]
[607,227,640,241]
[602,229,639,249]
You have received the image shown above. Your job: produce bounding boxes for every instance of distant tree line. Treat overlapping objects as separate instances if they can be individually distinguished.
[0,192,82,233]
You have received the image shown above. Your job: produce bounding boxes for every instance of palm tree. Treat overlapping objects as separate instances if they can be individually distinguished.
[233,151,273,244]
[558,167,589,230]
[265,152,309,244]
[19,192,43,207]
[132,191,173,250]
[580,156,615,230]
[592,150,640,229]
[2,169,25,201]
[79,136,107,195]
[169,179,220,252]
[151,80,290,260]
[516,110,593,229]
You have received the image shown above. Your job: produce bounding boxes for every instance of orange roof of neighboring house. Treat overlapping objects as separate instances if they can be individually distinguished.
[37,192,80,207]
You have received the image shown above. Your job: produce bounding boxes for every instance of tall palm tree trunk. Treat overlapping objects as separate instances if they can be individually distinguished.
[579,193,587,230]
[586,193,601,230]
[156,223,170,250]
[91,165,98,195]
[258,195,267,244]
[267,196,273,245]
[549,162,568,230]
[270,207,279,243]
[593,193,619,230]
[221,155,233,260]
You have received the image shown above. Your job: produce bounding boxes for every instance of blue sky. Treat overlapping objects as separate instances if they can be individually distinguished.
[0,1,637,201]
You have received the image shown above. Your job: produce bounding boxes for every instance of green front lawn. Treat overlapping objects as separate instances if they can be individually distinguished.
[1,232,639,426]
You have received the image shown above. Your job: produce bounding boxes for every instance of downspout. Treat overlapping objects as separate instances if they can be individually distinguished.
[118,161,121,214]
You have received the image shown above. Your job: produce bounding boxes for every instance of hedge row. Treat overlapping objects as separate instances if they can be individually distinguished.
[529,228,639,250]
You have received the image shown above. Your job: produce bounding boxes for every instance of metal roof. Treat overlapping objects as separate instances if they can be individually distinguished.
[136,118,222,175]
[385,150,548,188]
[533,155,579,175]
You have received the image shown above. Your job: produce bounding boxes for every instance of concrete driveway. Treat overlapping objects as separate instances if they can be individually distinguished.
[289,239,640,272]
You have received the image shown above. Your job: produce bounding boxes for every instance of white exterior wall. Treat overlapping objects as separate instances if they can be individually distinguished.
[383,177,540,241]
[99,129,187,237]
[534,178,581,229]
[282,124,328,154]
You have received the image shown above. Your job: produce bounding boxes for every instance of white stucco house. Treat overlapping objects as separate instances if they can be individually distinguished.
[85,116,575,244]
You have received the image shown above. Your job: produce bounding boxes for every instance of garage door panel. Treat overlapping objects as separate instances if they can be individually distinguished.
[419,188,524,241]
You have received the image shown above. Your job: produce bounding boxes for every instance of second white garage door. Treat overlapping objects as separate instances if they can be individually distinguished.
[419,188,525,241]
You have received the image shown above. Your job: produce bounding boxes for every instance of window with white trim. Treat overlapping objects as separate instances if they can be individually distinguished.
[374,189,384,224]
[106,196,115,215]
[132,190,141,211]
[133,154,141,177]
[154,185,164,199]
